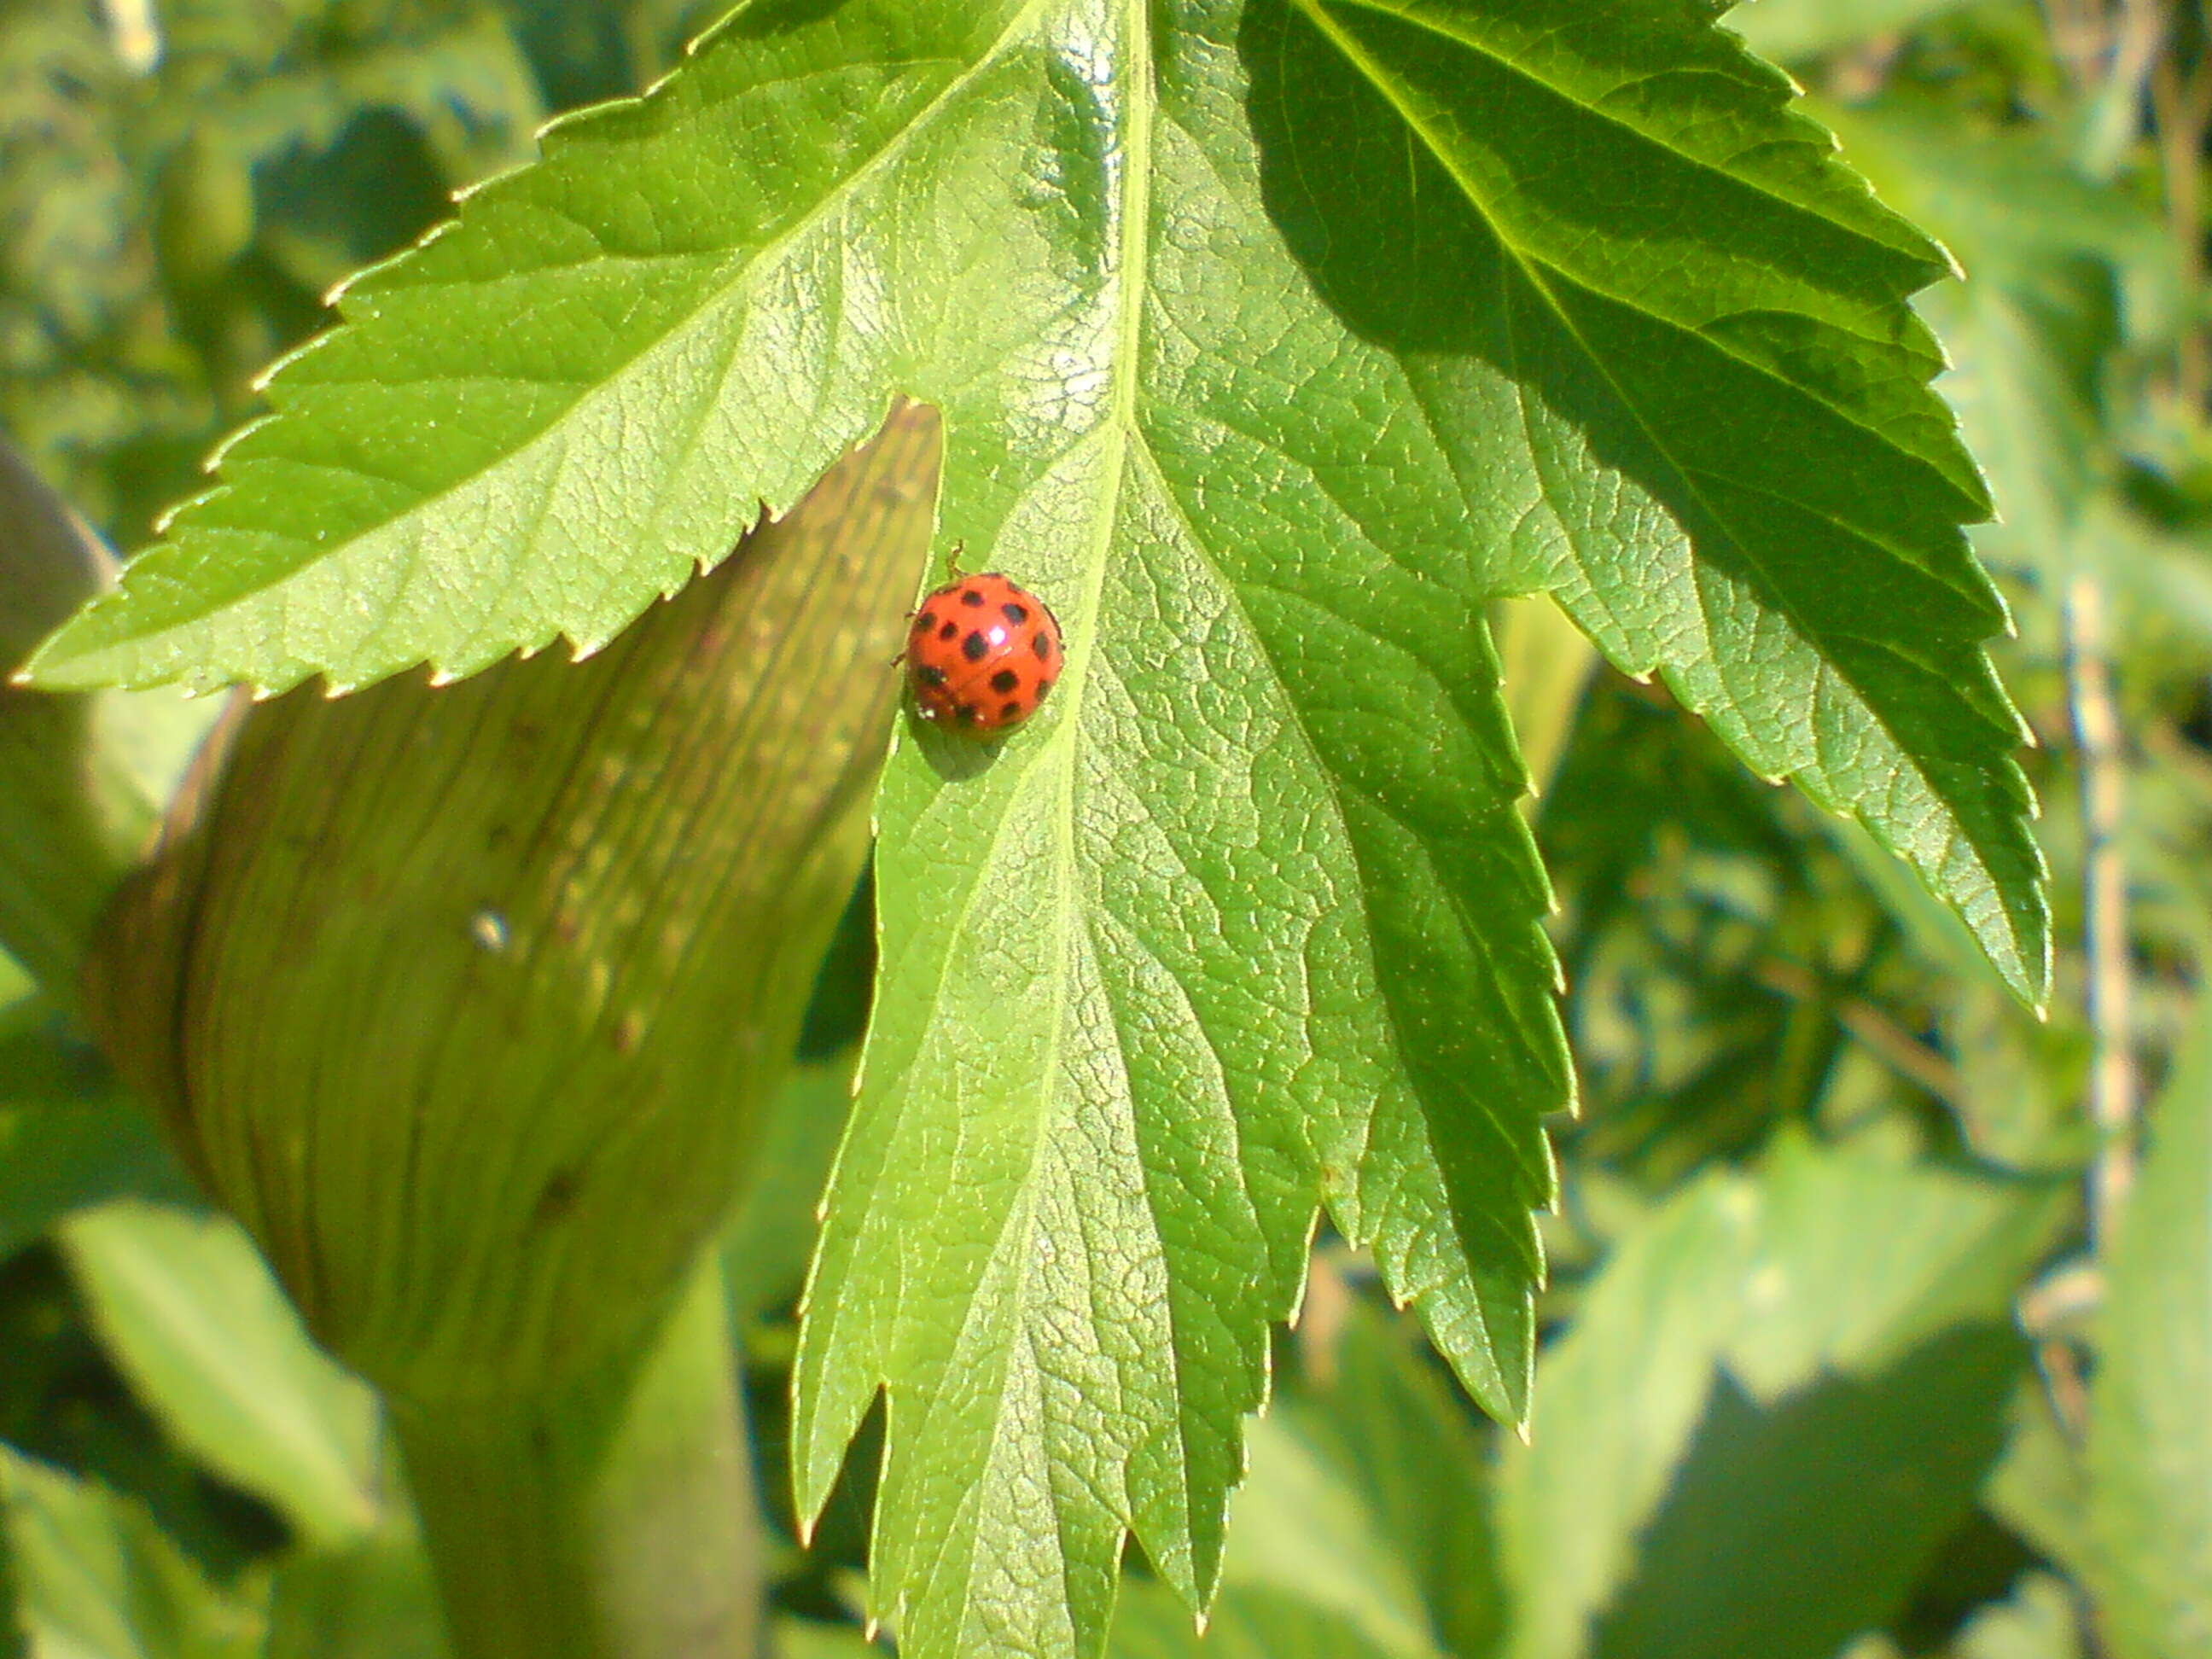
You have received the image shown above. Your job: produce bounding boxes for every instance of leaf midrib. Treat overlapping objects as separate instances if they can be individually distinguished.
[873,0,1167,1639]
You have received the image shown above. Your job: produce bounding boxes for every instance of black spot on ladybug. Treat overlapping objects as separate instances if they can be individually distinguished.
[1002,602,1029,625]
[990,668,1020,694]
[1034,676,1055,700]
[917,665,947,688]
[914,610,935,633]
[1000,701,1023,719]
[1033,632,1054,661]
[938,621,958,642]
[955,702,979,725]
[961,631,989,662]
[960,588,987,608]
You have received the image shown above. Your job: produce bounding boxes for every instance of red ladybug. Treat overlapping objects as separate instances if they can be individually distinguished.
[905,570,1062,736]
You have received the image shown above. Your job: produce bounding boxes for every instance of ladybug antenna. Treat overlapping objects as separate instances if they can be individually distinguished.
[945,538,966,580]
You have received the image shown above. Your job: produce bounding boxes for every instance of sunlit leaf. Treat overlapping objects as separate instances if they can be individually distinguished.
[20,4,2041,1653]
[60,1201,383,1549]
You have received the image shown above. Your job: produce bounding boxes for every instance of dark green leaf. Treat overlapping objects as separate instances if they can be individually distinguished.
[0,1101,183,1266]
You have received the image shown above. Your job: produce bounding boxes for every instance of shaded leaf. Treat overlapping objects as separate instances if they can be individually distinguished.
[1986,1382,2093,1590]
[1280,1292,1504,1658]
[722,1057,857,1333]
[1217,1418,1446,1659]
[0,434,210,998]
[1721,1132,2063,1393]
[0,1101,184,1265]
[1589,1323,2024,1659]
[1499,1137,2062,1659]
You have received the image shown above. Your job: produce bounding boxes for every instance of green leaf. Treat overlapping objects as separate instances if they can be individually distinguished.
[264,1522,448,1659]
[772,1621,888,1659]
[1725,0,1972,61]
[1242,1,2042,1003]
[0,1447,265,1659]
[721,1057,858,1333]
[1720,1132,2064,1393]
[1215,1418,1447,1659]
[1953,1575,2084,1659]
[1499,1137,2062,1659]
[1987,1380,2093,1586]
[1276,1294,1504,1658]
[58,1202,383,1550]
[2086,1009,2212,1659]
[0,1101,183,1265]
[22,3,2040,1651]
[1587,1323,2024,1659]
[946,1287,1503,1659]
[1823,105,2174,588]
[22,0,2040,978]
[0,434,211,998]
[1109,1581,1417,1659]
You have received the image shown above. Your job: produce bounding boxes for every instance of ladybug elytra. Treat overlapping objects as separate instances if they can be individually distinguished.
[905,570,1061,736]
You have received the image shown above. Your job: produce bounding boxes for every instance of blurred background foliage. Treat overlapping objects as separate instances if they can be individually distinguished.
[1,0,2209,1656]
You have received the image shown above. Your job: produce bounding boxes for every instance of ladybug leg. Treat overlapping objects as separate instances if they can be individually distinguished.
[944,538,967,581]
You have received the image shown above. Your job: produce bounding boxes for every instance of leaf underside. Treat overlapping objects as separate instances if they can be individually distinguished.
[24,2,2045,1656]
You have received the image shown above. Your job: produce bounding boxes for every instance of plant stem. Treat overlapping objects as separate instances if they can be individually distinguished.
[2150,7,2212,409]
[1752,956,1968,1109]
[394,1256,766,1659]
[2062,573,2137,1251]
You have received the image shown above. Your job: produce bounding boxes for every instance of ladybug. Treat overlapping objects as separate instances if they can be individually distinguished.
[905,568,1062,736]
